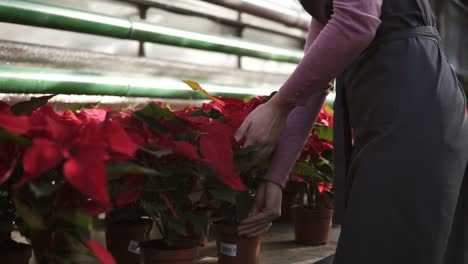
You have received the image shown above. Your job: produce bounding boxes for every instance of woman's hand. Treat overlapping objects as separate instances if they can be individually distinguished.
[238,181,282,237]
[235,94,295,164]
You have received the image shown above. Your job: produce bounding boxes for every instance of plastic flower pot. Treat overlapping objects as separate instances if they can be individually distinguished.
[0,237,32,264]
[139,239,199,264]
[294,206,333,246]
[106,218,153,264]
[216,223,260,264]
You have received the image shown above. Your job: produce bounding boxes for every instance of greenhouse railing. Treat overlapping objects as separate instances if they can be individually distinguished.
[0,0,303,64]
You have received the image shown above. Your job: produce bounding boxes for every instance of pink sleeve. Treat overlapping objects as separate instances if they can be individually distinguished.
[266,0,383,187]
[304,18,324,51]
[278,0,383,106]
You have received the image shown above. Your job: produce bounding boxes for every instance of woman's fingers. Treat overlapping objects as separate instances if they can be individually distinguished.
[245,224,272,238]
[238,212,276,236]
[239,211,271,225]
[238,210,278,228]
[234,118,251,143]
[239,221,272,237]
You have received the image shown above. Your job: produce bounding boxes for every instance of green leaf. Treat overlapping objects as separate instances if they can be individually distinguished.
[325,104,334,115]
[209,188,237,204]
[29,180,65,198]
[292,162,324,181]
[106,163,161,177]
[135,102,184,123]
[262,91,277,103]
[316,157,331,167]
[190,108,225,121]
[164,215,187,236]
[141,201,165,218]
[0,129,32,146]
[68,103,100,113]
[11,95,55,115]
[234,145,258,171]
[138,147,173,158]
[63,212,92,231]
[133,102,188,134]
[315,125,334,142]
[14,197,45,231]
[183,80,225,106]
[133,112,168,134]
[236,191,254,222]
[191,213,209,237]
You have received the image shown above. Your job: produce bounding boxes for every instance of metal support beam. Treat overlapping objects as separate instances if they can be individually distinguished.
[137,4,149,57]
[0,0,303,63]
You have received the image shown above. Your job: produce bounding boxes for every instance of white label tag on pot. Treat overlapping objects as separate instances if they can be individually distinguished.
[220,242,237,257]
[128,240,141,255]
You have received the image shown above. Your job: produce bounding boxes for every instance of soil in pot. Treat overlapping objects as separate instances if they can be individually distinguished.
[294,206,333,246]
[139,239,199,264]
[0,238,32,264]
[106,218,153,264]
[216,223,260,264]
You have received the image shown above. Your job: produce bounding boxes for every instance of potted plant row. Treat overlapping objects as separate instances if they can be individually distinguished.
[0,82,334,264]
[292,106,335,246]
[105,84,270,264]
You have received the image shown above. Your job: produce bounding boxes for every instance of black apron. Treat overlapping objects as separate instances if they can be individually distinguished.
[300,0,468,263]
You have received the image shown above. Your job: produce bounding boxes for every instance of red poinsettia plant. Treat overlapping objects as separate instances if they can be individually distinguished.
[102,81,269,250]
[0,96,121,264]
[292,105,334,209]
[188,89,272,225]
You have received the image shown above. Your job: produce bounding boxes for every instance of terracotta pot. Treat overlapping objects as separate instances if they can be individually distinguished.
[276,181,306,223]
[216,224,260,264]
[0,239,32,264]
[106,219,153,264]
[294,206,333,246]
[139,240,198,264]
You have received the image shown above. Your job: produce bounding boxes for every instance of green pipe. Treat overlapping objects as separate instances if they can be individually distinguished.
[0,0,303,63]
[0,66,335,104]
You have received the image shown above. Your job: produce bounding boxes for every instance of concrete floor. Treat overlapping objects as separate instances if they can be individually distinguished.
[198,223,339,264]
[18,222,338,264]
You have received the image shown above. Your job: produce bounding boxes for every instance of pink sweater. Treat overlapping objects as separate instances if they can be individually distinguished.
[267,0,383,187]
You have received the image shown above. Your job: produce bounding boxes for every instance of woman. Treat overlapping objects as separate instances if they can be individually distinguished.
[235,0,468,263]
